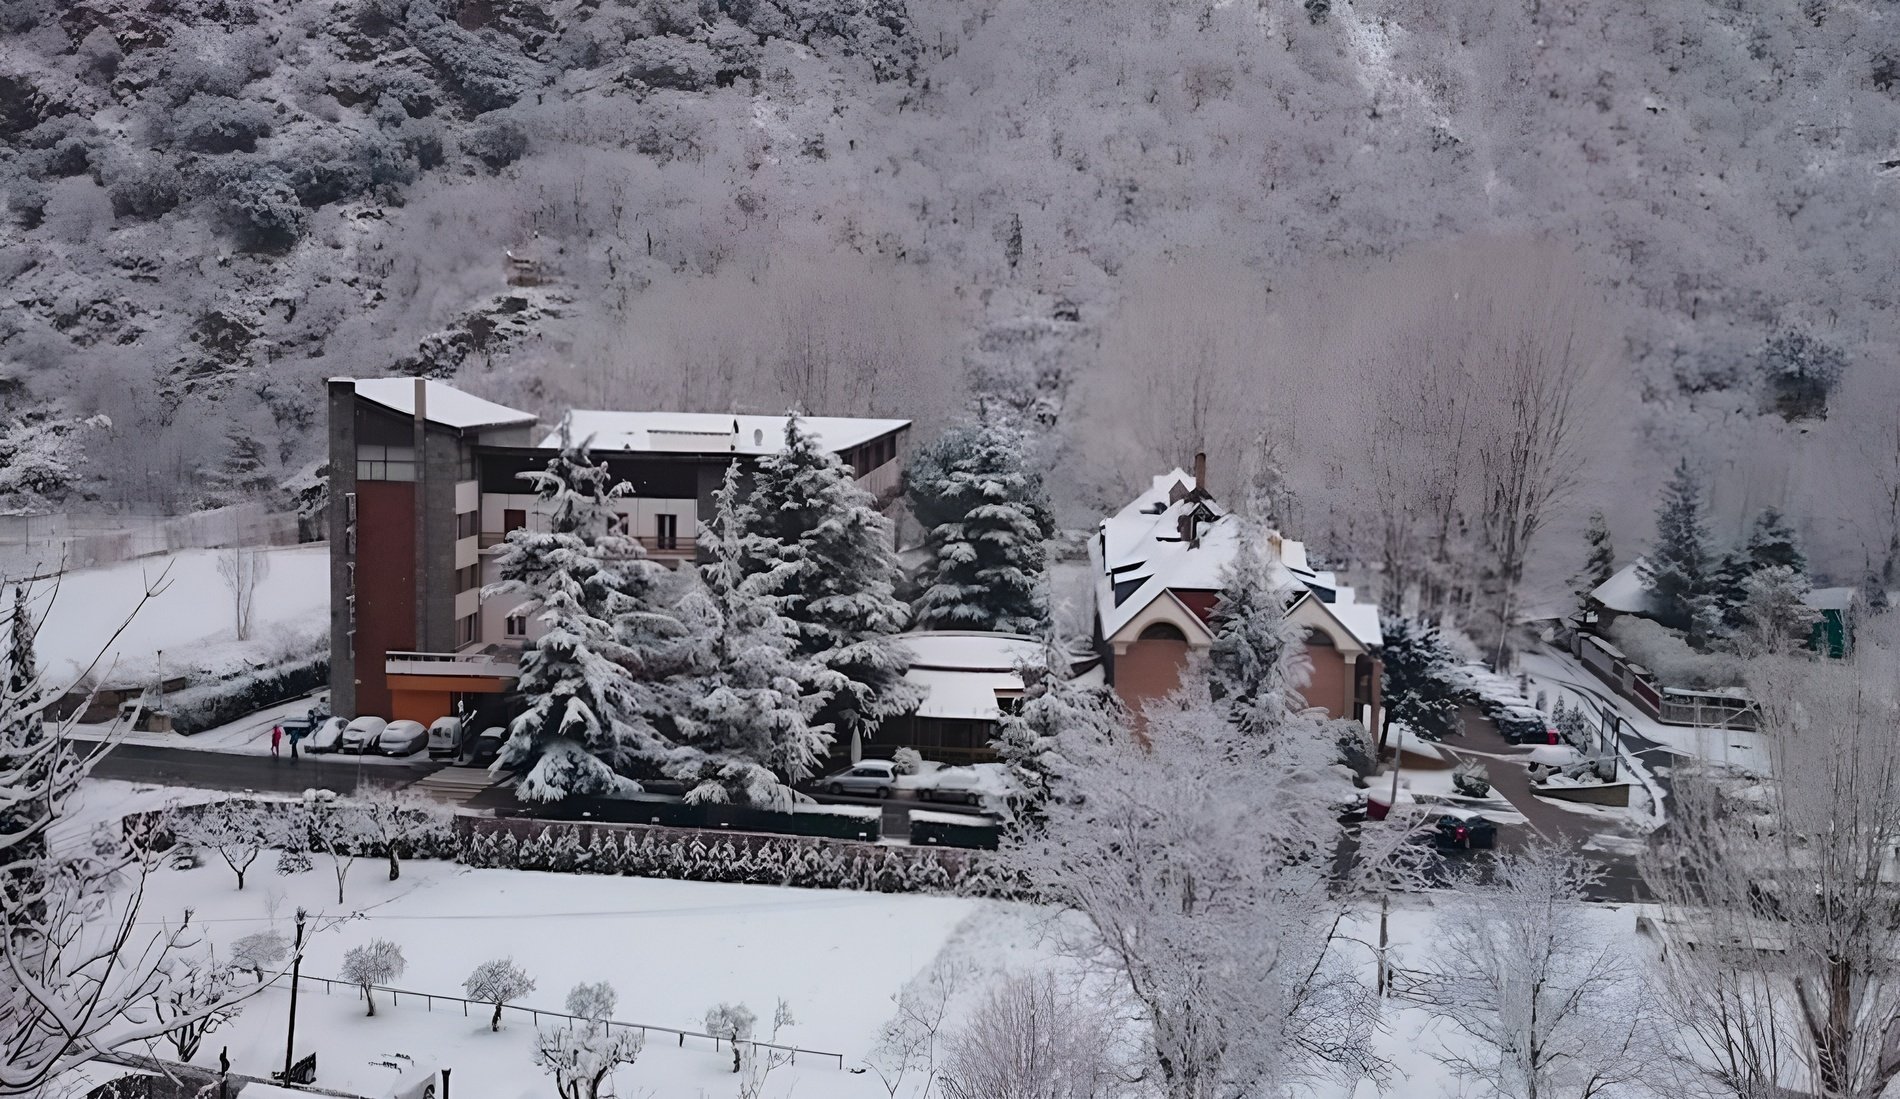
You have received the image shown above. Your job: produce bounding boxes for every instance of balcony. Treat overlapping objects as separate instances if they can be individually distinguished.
[385,649,521,679]
[479,532,696,560]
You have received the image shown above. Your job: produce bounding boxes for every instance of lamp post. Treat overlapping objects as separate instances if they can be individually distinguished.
[283,907,306,1079]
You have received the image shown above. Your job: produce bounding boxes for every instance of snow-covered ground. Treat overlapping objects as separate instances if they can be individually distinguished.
[25,544,329,688]
[1519,647,1771,777]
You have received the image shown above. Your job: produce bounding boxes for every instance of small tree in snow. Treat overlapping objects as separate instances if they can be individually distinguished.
[170,798,267,890]
[565,981,617,1029]
[465,957,537,1032]
[352,782,453,882]
[1738,565,1812,655]
[940,972,1134,1099]
[991,616,1121,826]
[1206,531,1311,735]
[340,939,405,1017]
[1379,617,1462,743]
[869,960,960,1098]
[149,951,242,1061]
[704,1001,757,1072]
[1425,846,1653,1098]
[1642,459,1713,640]
[214,546,269,641]
[909,416,1055,634]
[535,1021,644,1099]
[1571,510,1616,617]
[1743,506,1806,576]
[230,930,287,982]
[304,796,374,904]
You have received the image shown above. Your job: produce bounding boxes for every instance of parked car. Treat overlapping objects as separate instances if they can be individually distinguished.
[1433,813,1499,850]
[376,719,429,756]
[304,716,348,753]
[1495,707,1558,745]
[340,716,387,754]
[466,727,507,767]
[820,759,898,798]
[427,716,466,760]
[918,767,985,805]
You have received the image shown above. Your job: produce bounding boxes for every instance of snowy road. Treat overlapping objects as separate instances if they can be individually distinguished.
[89,743,441,796]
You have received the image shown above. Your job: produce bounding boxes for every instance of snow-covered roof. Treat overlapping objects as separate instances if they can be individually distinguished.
[343,377,537,430]
[899,631,1100,721]
[1804,586,1856,612]
[903,631,1042,671]
[550,411,910,456]
[1588,560,1655,615]
[1093,471,1380,648]
[908,667,1023,720]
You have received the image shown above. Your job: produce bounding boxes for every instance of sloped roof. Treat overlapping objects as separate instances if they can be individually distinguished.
[1805,586,1857,612]
[904,631,1042,671]
[900,631,1102,720]
[343,377,537,430]
[551,411,910,456]
[1588,560,1655,615]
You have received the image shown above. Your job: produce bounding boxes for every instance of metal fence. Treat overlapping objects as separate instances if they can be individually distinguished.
[296,975,847,1069]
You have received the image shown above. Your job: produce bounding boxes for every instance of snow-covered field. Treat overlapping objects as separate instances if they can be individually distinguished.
[26,544,329,687]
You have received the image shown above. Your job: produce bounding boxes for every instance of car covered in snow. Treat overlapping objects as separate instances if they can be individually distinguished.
[916,766,986,805]
[376,719,429,756]
[340,716,387,754]
[1495,707,1558,745]
[820,759,898,798]
[304,716,347,753]
[427,716,465,760]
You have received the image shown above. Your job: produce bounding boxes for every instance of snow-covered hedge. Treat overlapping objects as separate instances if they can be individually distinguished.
[167,654,328,735]
[1604,619,1746,689]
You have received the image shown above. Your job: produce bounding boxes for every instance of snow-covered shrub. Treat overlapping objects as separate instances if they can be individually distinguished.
[1453,761,1491,799]
[211,161,307,252]
[104,158,184,220]
[166,654,327,735]
[174,95,273,154]
[890,748,922,776]
[1760,326,1847,421]
[704,1001,756,1042]
[231,930,288,982]
[1605,619,1746,689]
[536,1022,644,1099]
[415,22,535,112]
[278,132,415,209]
[566,981,617,1026]
[466,118,529,172]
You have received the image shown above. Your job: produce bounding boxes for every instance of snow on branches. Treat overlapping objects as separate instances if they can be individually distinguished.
[909,416,1054,634]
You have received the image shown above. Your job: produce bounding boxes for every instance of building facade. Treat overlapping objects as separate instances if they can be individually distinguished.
[1091,462,1384,727]
[328,378,909,726]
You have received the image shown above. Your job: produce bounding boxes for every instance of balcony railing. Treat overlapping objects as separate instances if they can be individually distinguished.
[385,650,520,679]
[480,532,695,557]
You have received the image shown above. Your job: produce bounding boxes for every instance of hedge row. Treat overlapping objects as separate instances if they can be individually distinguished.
[169,655,327,735]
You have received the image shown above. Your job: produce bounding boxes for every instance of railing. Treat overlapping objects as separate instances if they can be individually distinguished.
[384,650,520,678]
[294,975,846,1069]
[480,532,695,557]
[1574,634,1759,730]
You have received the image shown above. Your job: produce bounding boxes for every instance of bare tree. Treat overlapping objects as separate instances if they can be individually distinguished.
[148,950,242,1061]
[869,958,962,1097]
[565,981,617,1030]
[1424,846,1655,1098]
[340,939,406,1017]
[170,797,268,890]
[215,546,270,641]
[304,796,374,904]
[1642,625,1900,1099]
[940,971,1137,1099]
[465,957,537,1032]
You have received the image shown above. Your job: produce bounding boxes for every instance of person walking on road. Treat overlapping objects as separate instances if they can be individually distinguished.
[270,725,283,757]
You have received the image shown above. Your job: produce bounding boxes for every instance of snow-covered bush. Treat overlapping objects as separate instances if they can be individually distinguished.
[1760,326,1847,420]
[104,157,184,220]
[890,747,923,776]
[1452,761,1491,799]
[166,654,327,735]
[340,939,406,1017]
[230,930,288,982]
[940,972,1133,1099]
[1605,619,1746,689]
[415,22,536,112]
[211,161,308,252]
[466,118,529,172]
[464,957,537,1032]
[174,95,273,154]
[536,1021,643,1099]
[565,981,617,1026]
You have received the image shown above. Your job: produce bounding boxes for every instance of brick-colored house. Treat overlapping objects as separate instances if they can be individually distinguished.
[1091,464,1383,726]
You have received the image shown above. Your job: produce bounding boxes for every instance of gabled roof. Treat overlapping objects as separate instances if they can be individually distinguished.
[1588,559,1655,615]
[551,411,910,456]
[900,631,1103,720]
[342,377,537,430]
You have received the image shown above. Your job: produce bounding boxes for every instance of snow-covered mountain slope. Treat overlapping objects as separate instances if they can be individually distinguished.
[2,0,1894,537]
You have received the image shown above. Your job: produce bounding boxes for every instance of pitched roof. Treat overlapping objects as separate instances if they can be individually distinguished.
[900,631,1102,720]
[549,411,910,456]
[1094,470,1381,647]
[342,377,537,430]
[1588,560,1655,615]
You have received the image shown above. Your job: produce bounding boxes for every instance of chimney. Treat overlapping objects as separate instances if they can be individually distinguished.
[1193,451,1207,491]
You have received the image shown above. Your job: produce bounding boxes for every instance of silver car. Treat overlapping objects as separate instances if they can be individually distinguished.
[820,760,897,798]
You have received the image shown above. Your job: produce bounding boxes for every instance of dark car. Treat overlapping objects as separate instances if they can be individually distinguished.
[465,727,507,767]
[1434,813,1498,850]
[1495,708,1558,745]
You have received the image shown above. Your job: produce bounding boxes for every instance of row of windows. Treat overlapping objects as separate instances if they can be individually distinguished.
[500,508,682,549]
[357,444,478,483]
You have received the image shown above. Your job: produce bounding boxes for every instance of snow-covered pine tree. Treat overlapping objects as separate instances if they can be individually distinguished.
[744,415,920,747]
[1206,530,1311,737]
[1571,511,1615,614]
[1378,616,1461,742]
[909,417,1055,634]
[198,426,276,507]
[1744,507,1806,576]
[671,463,844,809]
[1712,548,1755,636]
[487,422,688,803]
[991,617,1121,826]
[1641,459,1713,638]
[2,584,49,870]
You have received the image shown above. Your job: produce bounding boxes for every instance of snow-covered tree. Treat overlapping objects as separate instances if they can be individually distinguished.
[1572,511,1616,615]
[352,783,453,882]
[1642,459,1713,638]
[488,423,689,803]
[214,546,269,641]
[198,426,277,507]
[1378,617,1462,743]
[909,417,1054,634]
[149,951,243,1062]
[743,414,919,744]
[940,972,1135,1099]
[340,939,405,1017]
[1744,506,1806,576]
[704,1000,758,1074]
[1206,532,1313,738]
[990,617,1121,825]
[536,1021,644,1099]
[1011,677,1378,1097]
[303,796,374,904]
[1738,565,1813,655]
[0,412,106,509]
[464,957,537,1032]
[170,798,268,890]
[1425,846,1653,1098]
[230,930,288,982]
[565,981,617,1029]
[671,463,842,808]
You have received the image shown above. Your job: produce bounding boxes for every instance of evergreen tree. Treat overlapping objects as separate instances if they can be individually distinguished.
[1641,459,1712,637]
[2,585,50,871]
[199,426,276,506]
[1711,548,1755,635]
[991,617,1122,826]
[488,424,688,803]
[743,415,920,746]
[1378,616,1461,742]
[1744,507,1806,575]
[1206,530,1309,737]
[672,464,844,809]
[1571,511,1615,614]
[909,417,1055,634]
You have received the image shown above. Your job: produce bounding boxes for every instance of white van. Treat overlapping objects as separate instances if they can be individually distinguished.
[427,716,465,761]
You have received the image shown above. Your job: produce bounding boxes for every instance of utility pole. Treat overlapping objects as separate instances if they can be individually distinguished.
[284,907,306,1080]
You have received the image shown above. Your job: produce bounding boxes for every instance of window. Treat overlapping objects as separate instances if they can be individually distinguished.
[355,444,415,482]
[456,511,479,539]
[505,614,527,638]
[504,508,526,532]
[456,565,480,593]
[456,613,478,647]
[656,513,679,550]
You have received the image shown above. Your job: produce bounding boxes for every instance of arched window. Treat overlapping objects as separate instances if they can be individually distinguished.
[1305,628,1337,648]
[1140,622,1189,642]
